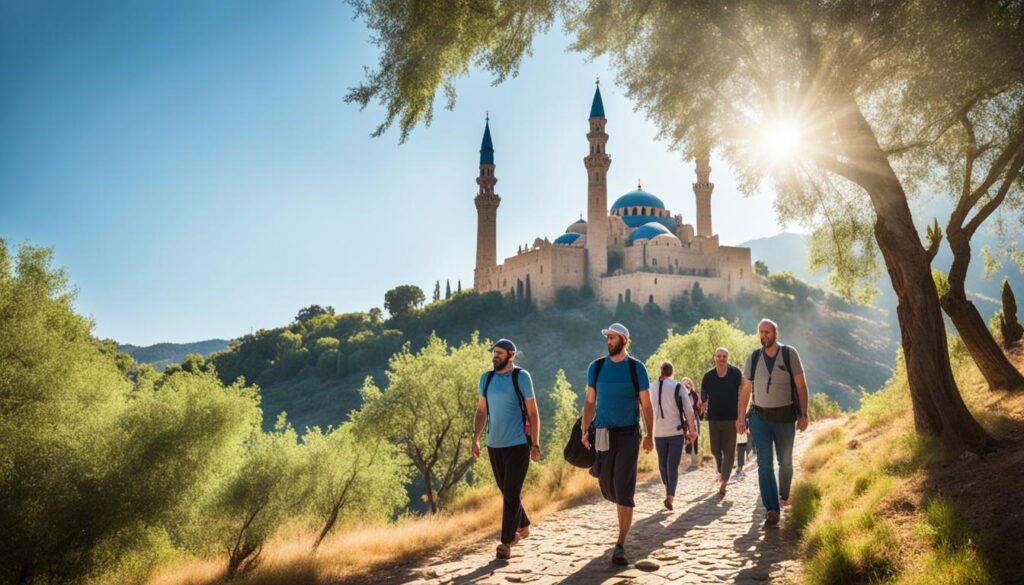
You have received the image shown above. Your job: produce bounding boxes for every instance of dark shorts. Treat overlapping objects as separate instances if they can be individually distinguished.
[592,426,640,508]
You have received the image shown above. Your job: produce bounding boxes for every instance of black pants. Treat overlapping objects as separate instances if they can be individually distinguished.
[488,444,531,545]
[593,426,641,508]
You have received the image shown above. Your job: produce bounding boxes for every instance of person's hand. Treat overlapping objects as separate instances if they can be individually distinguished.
[530,444,541,462]
[642,435,654,454]
[797,415,809,432]
[581,430,592,450]
[736,419,747,435]
[471,439,481,459]
[687,430,697,444]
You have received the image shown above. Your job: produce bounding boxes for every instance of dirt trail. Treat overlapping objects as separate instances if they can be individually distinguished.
[388,422,836,584]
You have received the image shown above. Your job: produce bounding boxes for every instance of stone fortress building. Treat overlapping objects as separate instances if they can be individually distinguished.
[473,83,758,310]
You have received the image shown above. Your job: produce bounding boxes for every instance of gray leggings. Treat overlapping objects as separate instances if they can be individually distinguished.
[708,420,737,483]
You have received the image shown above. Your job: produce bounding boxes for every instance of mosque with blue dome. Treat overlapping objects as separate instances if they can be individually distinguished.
[472,83,757,310]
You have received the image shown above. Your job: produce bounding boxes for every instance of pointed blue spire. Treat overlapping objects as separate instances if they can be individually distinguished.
[480,114,494,165]
[589,81,605,119]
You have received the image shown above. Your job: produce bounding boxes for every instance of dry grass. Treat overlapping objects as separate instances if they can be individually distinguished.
[146,465,600,585]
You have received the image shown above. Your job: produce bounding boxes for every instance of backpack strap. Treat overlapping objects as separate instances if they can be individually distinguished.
[674,382,686,424]
[628,356,641,421]
[780,345,799,410]
[511,366,533,445]
[749,348,762,408]
[482,370,497,427]
[592,357,606,386]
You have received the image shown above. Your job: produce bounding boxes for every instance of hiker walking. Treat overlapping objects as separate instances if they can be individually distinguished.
[735,425,751,478]
[683,378,702,470]
[652,361,698,510]
[736,319,809,527]
[580,323,655,566]
[700,347,743,499]
[472,339,541,560]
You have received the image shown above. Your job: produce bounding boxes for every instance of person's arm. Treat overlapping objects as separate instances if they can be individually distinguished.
[795,373,809,431]
[581,386,596,449]
[472,396,487,458]
[639,389,654,453]
[736,379,752,434]
[525,398,541,459]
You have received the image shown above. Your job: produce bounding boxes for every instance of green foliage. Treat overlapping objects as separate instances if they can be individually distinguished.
[353,334,490,513]
[787,480,823,538]
[303,423,409,548]
[295,304,335,323]
[646,319,760,386]
[545,369,579,462]
[753,259,769,277]
[933,269,951,299]
[210,415,307,579]
[808,392,843,421]
[0,241,262,584]
[999,278,1024,345]
[384,284,425,318]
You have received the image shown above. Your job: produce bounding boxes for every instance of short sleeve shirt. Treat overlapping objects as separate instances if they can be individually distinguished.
[742,345,804,408]
[588,356,651,429]
[700,365,743,421]
[479,369,535,448]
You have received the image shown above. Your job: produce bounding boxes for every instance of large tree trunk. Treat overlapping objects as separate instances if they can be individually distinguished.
[836,99,993,453]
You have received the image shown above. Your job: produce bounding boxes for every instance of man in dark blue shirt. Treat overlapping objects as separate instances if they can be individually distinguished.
[580,323,654,566]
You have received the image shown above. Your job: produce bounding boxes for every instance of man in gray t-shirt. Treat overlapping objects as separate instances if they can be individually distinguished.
[736,319,810,528]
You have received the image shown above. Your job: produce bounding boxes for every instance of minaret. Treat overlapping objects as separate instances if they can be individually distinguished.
[693,156,714,237]
[585,80,611,287]
[474,115,500,290]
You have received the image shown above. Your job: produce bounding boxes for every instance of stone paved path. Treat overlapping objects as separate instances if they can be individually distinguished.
[396,423,832,585]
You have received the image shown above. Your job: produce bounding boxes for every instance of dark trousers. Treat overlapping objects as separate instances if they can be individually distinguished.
[654,435,684,496]
[488,444,531,544]
[708,420,737,482]
[736,441,751,468]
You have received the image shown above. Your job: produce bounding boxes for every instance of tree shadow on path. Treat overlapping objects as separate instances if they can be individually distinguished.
[557,493,733,585]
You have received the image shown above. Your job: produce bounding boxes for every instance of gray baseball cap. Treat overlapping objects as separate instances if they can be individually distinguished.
[601,322,630,340]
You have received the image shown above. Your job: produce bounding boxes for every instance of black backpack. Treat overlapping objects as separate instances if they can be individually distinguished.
[562,356,642,468]
[482,367,532,446]
[749,344,800,423]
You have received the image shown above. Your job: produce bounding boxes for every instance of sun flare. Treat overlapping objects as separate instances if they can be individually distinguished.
[759,120,804,164]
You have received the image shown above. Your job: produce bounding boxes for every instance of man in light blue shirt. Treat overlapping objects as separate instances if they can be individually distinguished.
[472,338,540,560]
[580,323,654,566]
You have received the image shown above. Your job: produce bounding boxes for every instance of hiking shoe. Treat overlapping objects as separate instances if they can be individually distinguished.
[765,510,780,527]
[496,543,511,559]
[612,544,628,565]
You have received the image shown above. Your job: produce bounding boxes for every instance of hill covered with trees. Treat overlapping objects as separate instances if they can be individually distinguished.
[191,270,898,433]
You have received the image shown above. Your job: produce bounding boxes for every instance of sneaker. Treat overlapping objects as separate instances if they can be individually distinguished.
[612,544,628,566]
[765,510,780,527]
[496,543,511,559]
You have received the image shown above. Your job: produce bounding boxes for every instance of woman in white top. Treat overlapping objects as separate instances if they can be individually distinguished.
[652,361,698,510]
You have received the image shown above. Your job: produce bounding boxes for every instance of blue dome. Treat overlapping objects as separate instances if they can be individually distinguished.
[554,232,582,245]
[611,189,665,211]
[628,222,673,244]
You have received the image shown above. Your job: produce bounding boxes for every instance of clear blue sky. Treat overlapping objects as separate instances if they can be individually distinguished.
[0,0,792,345]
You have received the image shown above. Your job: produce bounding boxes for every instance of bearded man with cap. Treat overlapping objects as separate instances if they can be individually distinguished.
[580,323,655,566]
[472,338,541,560]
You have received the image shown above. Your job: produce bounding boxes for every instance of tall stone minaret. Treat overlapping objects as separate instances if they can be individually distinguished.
[474,116,500,290]
[693,156,714,237]
[585,81,611,287]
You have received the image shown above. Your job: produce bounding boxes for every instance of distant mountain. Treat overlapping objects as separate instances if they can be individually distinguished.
[741,230,1024,321]
[120,339,229,371]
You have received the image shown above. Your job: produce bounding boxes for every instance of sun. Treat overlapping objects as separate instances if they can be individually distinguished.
[759,119,804,165]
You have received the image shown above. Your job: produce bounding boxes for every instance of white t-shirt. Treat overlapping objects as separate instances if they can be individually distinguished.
[652,378,694,438]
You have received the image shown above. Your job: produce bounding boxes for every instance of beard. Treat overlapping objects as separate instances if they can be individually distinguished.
[492,356,510,370]
[760,337,775,348]
[607,340,625,356]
